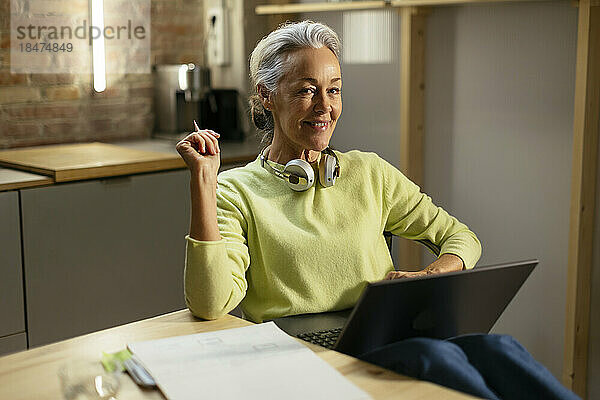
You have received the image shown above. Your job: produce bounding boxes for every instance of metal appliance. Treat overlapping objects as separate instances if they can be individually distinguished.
[153,63,245,142]
[200,88,245,142]
[153,63,211,136]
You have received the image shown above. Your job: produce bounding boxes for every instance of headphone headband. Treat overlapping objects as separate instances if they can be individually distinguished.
[260,146,339,191]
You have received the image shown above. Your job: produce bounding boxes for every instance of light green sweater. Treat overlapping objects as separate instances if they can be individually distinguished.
[184,150,481,323]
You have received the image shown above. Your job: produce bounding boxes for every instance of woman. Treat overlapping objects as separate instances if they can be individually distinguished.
[176,21,578,400]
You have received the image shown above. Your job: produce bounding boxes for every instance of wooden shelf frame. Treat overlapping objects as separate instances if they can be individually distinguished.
[399,6,427,268]
[563,0,600,397]
[256,1,390,15]
[256,0,549,15]
[257,1,599,396]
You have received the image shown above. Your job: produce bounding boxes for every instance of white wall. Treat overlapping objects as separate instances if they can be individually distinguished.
[423,1,577,379]
[205,0,247,91]
[305,1,578,379]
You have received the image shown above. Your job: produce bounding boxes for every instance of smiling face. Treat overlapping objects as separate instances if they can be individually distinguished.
[265,46,342,161]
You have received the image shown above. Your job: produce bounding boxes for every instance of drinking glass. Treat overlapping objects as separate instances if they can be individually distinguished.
[58,360,121,400]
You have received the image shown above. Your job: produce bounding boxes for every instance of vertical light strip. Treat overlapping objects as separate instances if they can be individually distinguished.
[342,10,397,64]
[91,0,106,92]
[178,64,189,90]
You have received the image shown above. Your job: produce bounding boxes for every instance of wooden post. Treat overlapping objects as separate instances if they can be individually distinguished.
[563,0,600,397]
[399,7,428,269]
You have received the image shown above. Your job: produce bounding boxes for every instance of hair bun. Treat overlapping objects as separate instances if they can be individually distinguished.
[249,95,273,131]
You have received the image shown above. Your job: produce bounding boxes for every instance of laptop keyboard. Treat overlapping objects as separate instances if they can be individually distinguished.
[297,327,342,349]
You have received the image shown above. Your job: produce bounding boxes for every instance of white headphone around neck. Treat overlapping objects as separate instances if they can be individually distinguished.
[260,146,340,192]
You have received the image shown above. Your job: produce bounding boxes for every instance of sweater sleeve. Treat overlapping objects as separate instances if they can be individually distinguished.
[380,157,482,269]
[184,181,250,320]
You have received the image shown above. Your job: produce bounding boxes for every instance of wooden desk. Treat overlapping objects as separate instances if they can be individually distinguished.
[0,310,477,399]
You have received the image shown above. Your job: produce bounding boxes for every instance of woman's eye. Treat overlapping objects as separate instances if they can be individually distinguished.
[298,87,340,95]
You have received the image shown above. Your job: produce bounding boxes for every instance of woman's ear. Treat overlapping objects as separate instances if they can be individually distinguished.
[257,84,273,111]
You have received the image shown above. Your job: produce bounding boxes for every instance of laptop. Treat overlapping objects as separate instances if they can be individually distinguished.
[273,259,537,358]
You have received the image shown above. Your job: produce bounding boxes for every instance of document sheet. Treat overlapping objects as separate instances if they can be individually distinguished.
[128,321,371,400]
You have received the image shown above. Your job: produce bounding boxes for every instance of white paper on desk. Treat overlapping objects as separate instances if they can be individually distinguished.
[128,321,371,400]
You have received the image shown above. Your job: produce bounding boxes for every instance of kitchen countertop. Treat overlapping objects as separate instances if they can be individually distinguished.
[0,168,53,192]
[0,136,261,191]
[115,135,261,164]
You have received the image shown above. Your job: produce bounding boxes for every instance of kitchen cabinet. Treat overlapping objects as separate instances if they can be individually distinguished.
[0,139,258,349]
[0,191,27,355]
[0,333,27,356]
[20,170,191,347]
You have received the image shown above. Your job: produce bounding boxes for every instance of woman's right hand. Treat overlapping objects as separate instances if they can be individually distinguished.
[176,126,221,178]
[178,125,222,241]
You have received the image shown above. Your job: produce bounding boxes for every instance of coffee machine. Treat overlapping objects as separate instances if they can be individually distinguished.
[199,88,245,142]
[153,63,245,141]
[153,64,211,137]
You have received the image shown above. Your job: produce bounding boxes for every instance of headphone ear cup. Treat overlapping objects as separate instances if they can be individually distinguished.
[284,159,315,191]
[319,154,337,187]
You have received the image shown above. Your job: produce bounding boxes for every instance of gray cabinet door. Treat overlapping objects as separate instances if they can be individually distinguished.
[21,170,190,347]
[0,191,26,338]
[0,333,27,356]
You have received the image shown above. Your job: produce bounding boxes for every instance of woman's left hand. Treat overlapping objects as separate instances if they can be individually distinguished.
[384,270,430,280]
[384,254,464,280]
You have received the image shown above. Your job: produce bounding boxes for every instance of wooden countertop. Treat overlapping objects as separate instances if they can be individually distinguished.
[0,168,53,191]
[0,137,260,189]
[0,142,184,183]
[116,137,262,165]
[0,310,477,400]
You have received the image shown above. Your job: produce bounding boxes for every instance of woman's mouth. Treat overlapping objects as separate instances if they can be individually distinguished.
[304,120,331,131]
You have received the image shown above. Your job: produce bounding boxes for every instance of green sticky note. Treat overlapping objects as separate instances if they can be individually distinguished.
[101,349,133,372]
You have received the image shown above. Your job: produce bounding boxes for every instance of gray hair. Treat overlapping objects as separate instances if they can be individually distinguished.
[249,20,341,147]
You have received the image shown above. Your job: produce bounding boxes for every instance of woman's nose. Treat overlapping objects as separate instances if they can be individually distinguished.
[313,91,332,113]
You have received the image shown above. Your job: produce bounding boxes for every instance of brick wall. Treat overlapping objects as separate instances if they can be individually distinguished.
[0,0,204,149]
